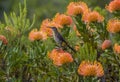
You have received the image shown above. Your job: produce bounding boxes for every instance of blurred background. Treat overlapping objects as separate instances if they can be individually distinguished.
[0,0,111,27]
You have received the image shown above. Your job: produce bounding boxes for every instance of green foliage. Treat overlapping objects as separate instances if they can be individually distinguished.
[77,43,97,62]
[0,0,70,27]
[0,0,120,82]
[0,1,80,81]
[3,0,35,36]
[100,50,120,82]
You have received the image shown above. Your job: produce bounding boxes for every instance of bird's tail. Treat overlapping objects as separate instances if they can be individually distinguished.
[66,43,76,53]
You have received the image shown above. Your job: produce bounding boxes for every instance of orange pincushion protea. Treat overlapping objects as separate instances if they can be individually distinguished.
[82,11,104,23]
[106,0,120,13]
[78,60,104,77]
[48,49,73,66]
[113,43,120,54]
[67,2,89,16]
[0,35,8,45]
[40,19,61,36]
[107,19,120,33]
[29,29,47,41]
[53,13,72,26]
[102,40,111,50]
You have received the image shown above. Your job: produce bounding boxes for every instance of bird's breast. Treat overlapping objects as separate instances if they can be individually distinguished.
[53,32,61,44]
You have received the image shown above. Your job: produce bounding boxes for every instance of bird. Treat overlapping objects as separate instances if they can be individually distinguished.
[48,26,76,53]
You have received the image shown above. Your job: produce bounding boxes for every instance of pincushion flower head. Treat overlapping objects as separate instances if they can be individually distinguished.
[67,1,89,16]
[0,35,8,45]
[106,0,120,13]
[102,40,111,50]
[53,13,73,26]
[40,19,61,36]
[48,49,73,66]
[29,29,47,41]
[78,60,104,77]
[82,11,104,23]
[113,43,120,54]
[107,19,120,33]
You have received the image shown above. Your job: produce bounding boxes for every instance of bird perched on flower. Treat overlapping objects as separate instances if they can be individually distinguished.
[48,27,76,52]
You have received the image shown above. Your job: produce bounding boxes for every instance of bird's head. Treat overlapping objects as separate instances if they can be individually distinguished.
[47,26,58,32]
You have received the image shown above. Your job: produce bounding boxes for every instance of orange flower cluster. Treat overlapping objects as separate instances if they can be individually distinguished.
[67,1,104,23]
[107,19,120,33]
[48,49,73,66]
[114,43,120,54]
[53,13,72,26]
[39,13,73,37]
[102,40,111,50]
[106,0,120,13]
[40,19,61,37]
[29,29,47,41]
[0,35,8,45]
[29,13,73,41]
[82,11,104,23]
[67,2,89,16]
[78,60,104,77]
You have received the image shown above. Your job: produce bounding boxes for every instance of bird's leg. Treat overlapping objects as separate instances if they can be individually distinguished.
[55,46,60,49]
[61,46,67,51]
[61,42,67,51]
[55,44,62,50]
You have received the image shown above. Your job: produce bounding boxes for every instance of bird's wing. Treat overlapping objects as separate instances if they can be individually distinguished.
[58,32,76,52]
[57,32,67,43]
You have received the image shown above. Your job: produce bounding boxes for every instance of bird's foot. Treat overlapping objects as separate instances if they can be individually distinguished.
[55,46,62,50]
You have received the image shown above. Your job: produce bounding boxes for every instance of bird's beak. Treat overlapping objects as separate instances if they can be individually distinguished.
[46,26,52,29]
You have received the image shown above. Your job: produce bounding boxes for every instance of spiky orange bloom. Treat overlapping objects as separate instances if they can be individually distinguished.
[82,11,104,23]
[113,43,120,54]
[29,29,47,41]
[40,19,61,36]
[48,49,73,66]
[53,13,72,26]
[0,35,8,45]
[102,40,111,50]
[106,0,120,13]
[67,2,89,16]
[107,19,120,33]
[78,60,104,77]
